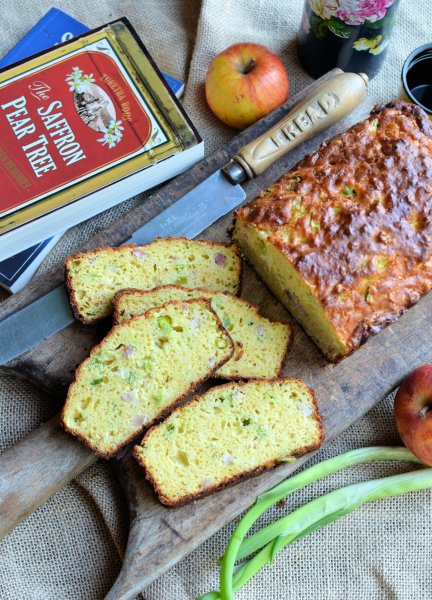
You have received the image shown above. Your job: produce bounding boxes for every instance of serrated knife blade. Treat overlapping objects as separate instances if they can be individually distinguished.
[0,71,368,365]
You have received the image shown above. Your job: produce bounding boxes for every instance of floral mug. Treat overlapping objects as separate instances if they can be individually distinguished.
[298,0,401,79]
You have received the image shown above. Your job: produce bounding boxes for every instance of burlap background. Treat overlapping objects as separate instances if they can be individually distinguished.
[1,1,431,598]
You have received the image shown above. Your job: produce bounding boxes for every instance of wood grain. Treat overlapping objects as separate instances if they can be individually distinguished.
[0,415,95,539]
[0,70,422,599]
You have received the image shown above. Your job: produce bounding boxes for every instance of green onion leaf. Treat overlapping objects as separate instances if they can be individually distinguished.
[342,186,357,197]
[157,315,173,333]
[152,390,164,404]
[207,446,423,600]
[224,467,432,597]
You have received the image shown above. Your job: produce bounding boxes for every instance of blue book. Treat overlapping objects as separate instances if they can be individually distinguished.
[0,8,88,68]
[0,8,184,293]
[162,72,185,98]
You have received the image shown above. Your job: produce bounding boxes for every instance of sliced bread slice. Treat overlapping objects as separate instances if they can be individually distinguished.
[134,379,324,507]
[61,299,234,458]
[114,286,292,379]
[65,237,242,323]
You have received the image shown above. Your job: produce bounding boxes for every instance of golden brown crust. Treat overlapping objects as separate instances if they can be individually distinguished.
[112,284,293,377]
[235,102,432,358]
[60,299,235,458]
[370,100,432,136]
[65,237,243,324]
[273,325,294,377]
[65,245,137,325]
[112,287,149,324]
[133,378,325,507]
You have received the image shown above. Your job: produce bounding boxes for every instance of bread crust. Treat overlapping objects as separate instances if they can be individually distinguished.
[65,237,243,324]
[233,102,432,361]
[60,299,234,458]
[133,378,325,507]
[112,284,294,378]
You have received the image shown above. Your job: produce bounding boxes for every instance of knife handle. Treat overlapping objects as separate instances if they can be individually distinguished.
[223,71,368,183]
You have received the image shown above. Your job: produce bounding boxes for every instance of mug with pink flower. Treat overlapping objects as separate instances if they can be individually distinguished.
[298,0,400,78]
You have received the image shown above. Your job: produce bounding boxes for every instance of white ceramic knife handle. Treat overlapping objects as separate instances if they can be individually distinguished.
[229,71,368,180]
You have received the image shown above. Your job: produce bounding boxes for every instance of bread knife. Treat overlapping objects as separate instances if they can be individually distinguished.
[0,70,368,365]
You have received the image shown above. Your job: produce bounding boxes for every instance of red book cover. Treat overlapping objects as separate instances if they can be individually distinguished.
[0,50,154,215]
[0,21,195,236]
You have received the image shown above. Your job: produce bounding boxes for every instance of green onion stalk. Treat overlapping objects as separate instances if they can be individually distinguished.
[196,447,428,600]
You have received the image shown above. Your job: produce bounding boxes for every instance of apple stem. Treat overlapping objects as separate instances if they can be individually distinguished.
[243,57,256,75]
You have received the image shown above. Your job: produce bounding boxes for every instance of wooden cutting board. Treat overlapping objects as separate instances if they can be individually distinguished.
[1,70,431,600]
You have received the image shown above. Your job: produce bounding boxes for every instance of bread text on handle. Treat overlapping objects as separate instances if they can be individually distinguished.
[223,71,368,184]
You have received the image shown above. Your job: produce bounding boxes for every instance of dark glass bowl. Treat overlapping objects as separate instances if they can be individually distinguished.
[402,43,432,116]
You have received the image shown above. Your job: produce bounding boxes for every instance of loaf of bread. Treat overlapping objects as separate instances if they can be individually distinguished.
[65,237,242,323]
[61,299,234,457]
[233,102,432,362]
[134,379,324,506]
[114,285,292,379]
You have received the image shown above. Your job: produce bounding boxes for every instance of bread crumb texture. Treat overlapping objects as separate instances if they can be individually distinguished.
[61,300,233,457]
[234,102,432,361]
[114,285,292,379]
[135,379,323,506]
[65,237,242,322]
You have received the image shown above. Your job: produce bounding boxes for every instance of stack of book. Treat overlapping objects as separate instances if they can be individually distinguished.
[0,9,197,292]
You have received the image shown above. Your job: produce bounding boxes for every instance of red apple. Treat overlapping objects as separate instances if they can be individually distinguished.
[394,365,432,465]
[205,43,289,129]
